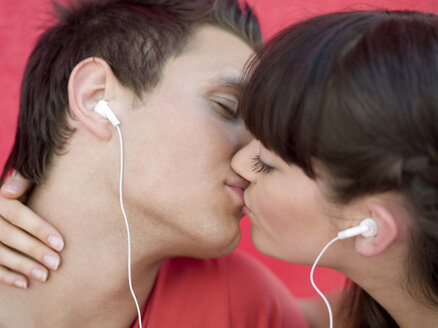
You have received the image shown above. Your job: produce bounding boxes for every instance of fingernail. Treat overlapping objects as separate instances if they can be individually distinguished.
[43,255,60,270]
[31,268,47,282]
[48,235,64,251]
[13,280,27,289]
[1,181,20,195]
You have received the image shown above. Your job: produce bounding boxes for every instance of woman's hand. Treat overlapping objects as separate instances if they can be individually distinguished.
[0,172,64,288]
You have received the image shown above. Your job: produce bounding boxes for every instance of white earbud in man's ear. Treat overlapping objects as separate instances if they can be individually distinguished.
[93,100,142,326]
[337,218,378,239]
[94,100,120,127]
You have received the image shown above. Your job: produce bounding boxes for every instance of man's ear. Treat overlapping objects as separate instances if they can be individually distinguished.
[68,57,117,141]
[354,202,399,257]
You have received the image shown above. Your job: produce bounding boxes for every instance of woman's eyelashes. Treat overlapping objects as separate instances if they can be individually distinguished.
[252,156,274,174]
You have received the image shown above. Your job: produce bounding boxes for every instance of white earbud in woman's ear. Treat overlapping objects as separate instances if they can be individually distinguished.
[337,218,378,239]
[311,217,378,328]
[94,100,120,127]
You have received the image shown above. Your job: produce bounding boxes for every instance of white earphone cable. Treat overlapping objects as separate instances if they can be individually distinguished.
[116,125,143,328]
[310,236,340,328]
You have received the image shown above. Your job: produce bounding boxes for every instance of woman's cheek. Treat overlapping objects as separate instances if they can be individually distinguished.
[254,182,295,239]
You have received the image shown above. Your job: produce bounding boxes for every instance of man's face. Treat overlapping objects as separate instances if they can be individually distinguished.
[118,26,253,258]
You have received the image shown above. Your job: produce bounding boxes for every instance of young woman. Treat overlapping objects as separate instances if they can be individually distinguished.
[231,10,438,327]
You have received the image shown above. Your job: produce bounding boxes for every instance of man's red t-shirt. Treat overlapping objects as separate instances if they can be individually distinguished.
[131,251,309,327]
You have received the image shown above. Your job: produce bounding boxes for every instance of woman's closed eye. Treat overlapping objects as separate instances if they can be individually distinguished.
[252,156,274,173]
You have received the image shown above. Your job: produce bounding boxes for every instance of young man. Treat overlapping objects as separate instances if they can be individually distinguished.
[0,0,308,327]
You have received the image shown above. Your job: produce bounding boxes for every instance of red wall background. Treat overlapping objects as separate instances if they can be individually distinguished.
[1,0,437,298]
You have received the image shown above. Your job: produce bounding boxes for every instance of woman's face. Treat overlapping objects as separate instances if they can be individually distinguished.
[231,139,346,264]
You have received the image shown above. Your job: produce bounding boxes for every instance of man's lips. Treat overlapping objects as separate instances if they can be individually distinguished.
[225,178,249,190]
[226,185,245,206]
[224,178,249,208]
[225,180,254,217]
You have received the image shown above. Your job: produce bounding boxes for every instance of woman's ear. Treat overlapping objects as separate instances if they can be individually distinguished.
[68,57,117,141]
[354,202,399,257]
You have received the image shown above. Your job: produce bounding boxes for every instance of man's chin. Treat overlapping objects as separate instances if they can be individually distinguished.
[212,231,241,258]
[193,227,241,259]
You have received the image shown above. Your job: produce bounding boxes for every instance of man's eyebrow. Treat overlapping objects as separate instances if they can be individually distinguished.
[207,75,243,91]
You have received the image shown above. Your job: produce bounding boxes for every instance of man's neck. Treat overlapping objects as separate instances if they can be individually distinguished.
[0,163,164,327]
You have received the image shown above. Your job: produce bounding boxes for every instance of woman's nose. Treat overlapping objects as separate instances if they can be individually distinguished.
[231,139,259,182]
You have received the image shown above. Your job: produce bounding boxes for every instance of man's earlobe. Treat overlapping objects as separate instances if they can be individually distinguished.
[68,57,116,141]
[354,203,398,257]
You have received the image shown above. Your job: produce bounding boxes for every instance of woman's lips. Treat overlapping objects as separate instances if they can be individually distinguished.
[242,204,252,217]
[241,189,253,217]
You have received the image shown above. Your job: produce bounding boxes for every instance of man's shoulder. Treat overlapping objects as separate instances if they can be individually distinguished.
[163,250,294,299]
[160,252,309,328]
[162,250,280,287]
[224,252,309,327]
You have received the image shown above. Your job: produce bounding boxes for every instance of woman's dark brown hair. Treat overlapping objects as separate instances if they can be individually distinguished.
[240,10,438,327]
[1,0,262,185]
